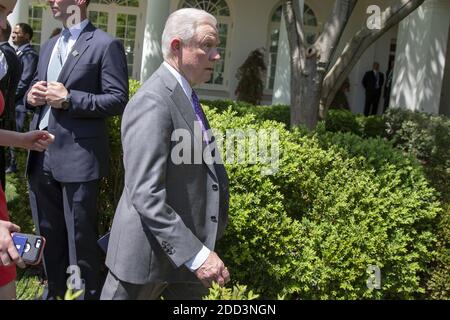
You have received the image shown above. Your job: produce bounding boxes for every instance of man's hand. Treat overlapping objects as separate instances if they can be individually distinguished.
[0,220,25,268]
[19,131,55,152]
[46,82,68,109]
[194,251,230,288]
[27,81,48,107]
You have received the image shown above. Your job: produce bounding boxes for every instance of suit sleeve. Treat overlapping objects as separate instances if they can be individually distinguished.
[24,42,49,111]
[15,52,38,100]
[362,72,368,89]
[121,91,204,268]
[68,38,129,118]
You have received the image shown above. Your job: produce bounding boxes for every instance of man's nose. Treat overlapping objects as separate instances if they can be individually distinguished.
[210,48,221,61]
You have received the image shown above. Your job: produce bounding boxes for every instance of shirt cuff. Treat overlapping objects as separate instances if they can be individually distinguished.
[184,246,211,272]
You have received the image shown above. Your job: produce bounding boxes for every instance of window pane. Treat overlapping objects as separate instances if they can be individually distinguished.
[28,5,44,52]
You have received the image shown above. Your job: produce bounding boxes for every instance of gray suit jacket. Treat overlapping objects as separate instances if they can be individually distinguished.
[105,64,229,284]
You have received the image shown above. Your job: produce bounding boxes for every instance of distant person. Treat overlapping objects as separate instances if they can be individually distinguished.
[383,61,394,113]
[330,78,351,111]
[0,21,21,186]
[362,62,385,116]
[6,23,38,174]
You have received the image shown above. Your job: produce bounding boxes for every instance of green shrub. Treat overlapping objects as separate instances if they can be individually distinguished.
[203,283,260,300]
[8,78,446,300]
[98,79,141,233]
[16,268,44,300]
[201,99,290,127]
[6,149,34,234]
[235,48,267,105]
[325,110,361,136]
[360,115,387,139]
[425,203,450,299]
[384,108,450,201]
[206,106,441,299]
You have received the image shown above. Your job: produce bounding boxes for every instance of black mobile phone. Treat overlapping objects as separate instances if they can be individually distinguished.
[97,232,110,254]
[12,233,46,265]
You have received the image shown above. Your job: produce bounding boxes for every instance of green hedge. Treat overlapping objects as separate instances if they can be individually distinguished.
[207,107,440,299]
[322,109,450,299]
[201,99,291,127]
[7,83,448,300]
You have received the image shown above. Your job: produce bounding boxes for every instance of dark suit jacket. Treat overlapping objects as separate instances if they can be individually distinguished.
[0,42,21,130]
[105,64,229,284]
[26,22,129,182]
[15,43,38,112]
[362,70,385,94]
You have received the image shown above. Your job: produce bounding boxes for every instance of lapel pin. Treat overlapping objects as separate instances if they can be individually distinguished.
[72,50,79,57]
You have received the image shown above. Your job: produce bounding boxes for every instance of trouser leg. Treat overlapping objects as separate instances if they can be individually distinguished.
[100,271,166,300]
[28,168,69,300]
[62,180,101,300]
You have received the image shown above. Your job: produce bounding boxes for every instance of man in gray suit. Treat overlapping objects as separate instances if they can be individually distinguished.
[101,8,230,300]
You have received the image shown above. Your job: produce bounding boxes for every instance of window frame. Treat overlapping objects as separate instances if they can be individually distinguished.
[28,2,45,53]
[86,0,144,79]
[265,3,320,92]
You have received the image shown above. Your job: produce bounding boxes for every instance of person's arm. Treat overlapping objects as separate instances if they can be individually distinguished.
[46,39,129,118]
[0,130,54,151]
[362,72,368,89]
[122,91,204,266]
[0,220,25,268]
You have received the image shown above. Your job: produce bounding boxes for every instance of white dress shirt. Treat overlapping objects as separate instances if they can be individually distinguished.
[0,50,8,81]
[49,19,90,67]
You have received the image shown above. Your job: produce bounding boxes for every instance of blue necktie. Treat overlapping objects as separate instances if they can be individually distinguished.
[39,29,71,130]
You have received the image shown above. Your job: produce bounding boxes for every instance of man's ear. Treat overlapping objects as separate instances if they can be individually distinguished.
[170,38,182,56]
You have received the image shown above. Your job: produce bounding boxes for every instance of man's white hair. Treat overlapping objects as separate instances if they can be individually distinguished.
[162,8,217,60]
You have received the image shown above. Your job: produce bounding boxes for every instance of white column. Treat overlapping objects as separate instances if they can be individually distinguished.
[272,0,304,105]
[391,0,450,114]
[440,27,450,116]
[8,0,29,28]
[140,0,171,82]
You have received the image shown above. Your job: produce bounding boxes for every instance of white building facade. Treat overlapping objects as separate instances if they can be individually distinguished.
[8,0,450,116]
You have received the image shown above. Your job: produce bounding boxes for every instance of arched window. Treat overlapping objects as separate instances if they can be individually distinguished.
[88,0,142,79]
[266,4,319,90]
[179,0,232,89]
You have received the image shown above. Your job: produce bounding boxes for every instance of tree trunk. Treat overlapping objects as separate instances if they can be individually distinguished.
[321,0,426,116]
[285,0,357,129]
[284,0,308,128]
[291,47,325,129]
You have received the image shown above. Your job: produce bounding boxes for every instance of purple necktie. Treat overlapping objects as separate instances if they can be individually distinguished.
[191,90,209,141]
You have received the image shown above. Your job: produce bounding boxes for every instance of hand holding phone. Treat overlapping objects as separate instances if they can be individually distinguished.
[12,233,46,265]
